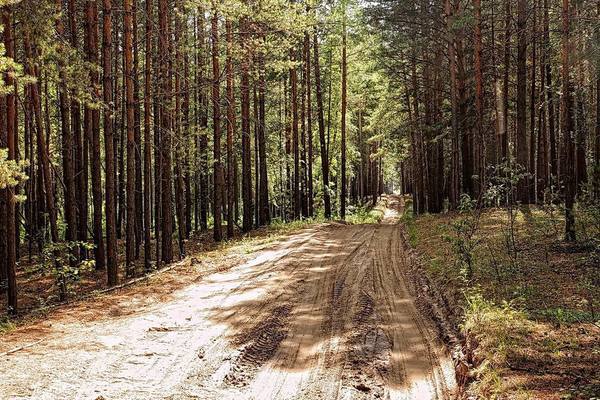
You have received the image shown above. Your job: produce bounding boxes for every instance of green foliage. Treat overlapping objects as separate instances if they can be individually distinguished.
[345,205,383,224]
[269,216,324,232]
[443,194,481,282]
[399,203,417,246]
[0,316,16,335]
[40,242,95,301]
[536,307,599,325]
[0,148,28,190]
[577,183,600,245]
[463,292,531,398]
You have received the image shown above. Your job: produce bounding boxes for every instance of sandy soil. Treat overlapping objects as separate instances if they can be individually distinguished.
[0,196,456,400]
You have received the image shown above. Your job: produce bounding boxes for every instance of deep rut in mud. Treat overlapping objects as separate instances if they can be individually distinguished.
[0,196,456,400]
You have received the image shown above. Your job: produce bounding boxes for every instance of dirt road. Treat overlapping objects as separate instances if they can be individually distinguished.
[0,196,456,399]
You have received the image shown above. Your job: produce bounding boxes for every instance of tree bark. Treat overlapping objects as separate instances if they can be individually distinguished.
[211,9,223,241]
[340,10,347,220]
[2,6,17,313]
[103,0,118,285]
[304,32,313,217]
[516,0,529,203]
[561,0,576,241]
[124,0,137,276]
[240,18,252,232]
[143,0,153,270]
[257,38,269,226]
[291,49,300,219]
[85,0,106,270]
[226,20,235,238]
[159,0,173,261]
[69,0,87,248]
[313,29,331,218]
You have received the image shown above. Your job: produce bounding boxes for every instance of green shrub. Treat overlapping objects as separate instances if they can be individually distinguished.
[40,241,95,301]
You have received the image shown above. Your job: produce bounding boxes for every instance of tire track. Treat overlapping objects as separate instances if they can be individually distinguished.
[0,196,457,400]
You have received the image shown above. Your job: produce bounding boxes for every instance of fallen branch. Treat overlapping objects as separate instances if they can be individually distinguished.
[22,258,192,318]
[0,339,44,357]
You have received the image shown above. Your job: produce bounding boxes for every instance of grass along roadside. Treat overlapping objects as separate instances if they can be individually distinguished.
[401,197,600,399]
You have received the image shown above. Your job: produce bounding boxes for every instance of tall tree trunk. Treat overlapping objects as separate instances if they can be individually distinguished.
[240,18,252,232]
[313,29,331,218]
[174,0,186,258]
[226,20,235,238]
[516,0,529,203]
[2,6,17,313]
[257,39,269,226]
[24,30,60,252]
[103,0,118,285]
[69,0,87,248]
[595,2,600,198]
[545,0,557,181]
[0,74,6,293]
[197,12,209,231]
[530,0,538,202]
[473,0,484,196]
[124,0,137,276]
[254,85,260,227]
[537,0,549,199]
[133,0,143,256]
[143,0,153,270]
[291,49,300,219]
[446,0,459,208]
[454,5,471,197]
[304,32,313,217]
[56,0,77,255]
[340,10,347,219]
[501,0,511,161]
[85,0,106,270]
[158,0,173,261]
[211,9,223,242]
[153,17,162,266]
[561,0,575,241]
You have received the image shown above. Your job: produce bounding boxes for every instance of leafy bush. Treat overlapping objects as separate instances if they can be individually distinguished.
[346,205,384,225]
[0,316,15,335]
[0,148,28,190]
[40,241,95,301]
[444,194,482,282]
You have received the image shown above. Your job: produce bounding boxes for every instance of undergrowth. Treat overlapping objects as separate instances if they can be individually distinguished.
[0,316,16,334]
[346,204,384,224]
[463,292,531,398]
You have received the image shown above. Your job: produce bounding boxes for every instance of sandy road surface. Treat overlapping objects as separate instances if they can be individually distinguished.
[0,196,455,400]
